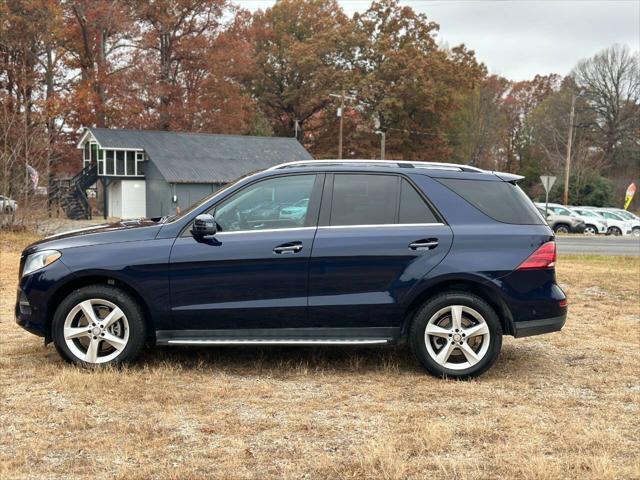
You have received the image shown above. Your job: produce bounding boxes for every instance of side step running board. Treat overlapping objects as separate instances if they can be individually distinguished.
[160,338,391,346]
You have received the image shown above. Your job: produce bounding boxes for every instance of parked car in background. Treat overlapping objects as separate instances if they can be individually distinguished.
[535,203,585,234]
[16,160,567,379]
[279,198,310,221]
[589,208,633,236]
[568,207,608,235]
[601,208,640,237]
[0,195,17,213]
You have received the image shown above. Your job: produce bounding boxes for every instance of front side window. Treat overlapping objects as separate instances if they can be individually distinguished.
[550,206,572,216]
[212,175,316,232]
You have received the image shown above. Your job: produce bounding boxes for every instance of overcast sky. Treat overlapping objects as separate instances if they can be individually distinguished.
[238,0,640,80]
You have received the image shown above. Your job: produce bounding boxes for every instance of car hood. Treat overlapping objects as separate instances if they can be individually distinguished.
[25,219,162,254]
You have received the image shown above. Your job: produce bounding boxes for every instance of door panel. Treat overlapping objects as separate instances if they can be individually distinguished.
[169,228,315,330]
[308,224,453,328]
[168,173,322,330]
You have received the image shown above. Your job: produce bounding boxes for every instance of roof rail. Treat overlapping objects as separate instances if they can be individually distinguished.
[267,159,484,173]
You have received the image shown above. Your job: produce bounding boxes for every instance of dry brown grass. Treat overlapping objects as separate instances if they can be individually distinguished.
[1,231,639,480]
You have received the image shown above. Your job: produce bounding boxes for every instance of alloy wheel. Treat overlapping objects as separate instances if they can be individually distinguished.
[584,226,597,235]
[424,305,490,370]
[63,299,129,364]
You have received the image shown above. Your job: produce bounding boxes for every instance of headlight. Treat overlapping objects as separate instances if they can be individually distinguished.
[22,250,61,277]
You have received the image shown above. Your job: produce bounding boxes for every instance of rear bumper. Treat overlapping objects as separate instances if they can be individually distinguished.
[513,313,566,338]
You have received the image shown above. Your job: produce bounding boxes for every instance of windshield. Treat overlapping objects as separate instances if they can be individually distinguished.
[613,210,634,220]
[599,211,624,221]
[575,210,599,218]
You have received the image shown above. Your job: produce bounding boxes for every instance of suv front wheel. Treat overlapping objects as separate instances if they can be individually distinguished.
[410,292,502,379]
[52,285,146,366]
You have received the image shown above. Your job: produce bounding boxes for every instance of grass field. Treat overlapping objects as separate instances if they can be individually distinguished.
[1,231,638,479]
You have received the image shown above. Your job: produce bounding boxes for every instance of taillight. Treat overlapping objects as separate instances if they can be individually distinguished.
[517,242,556,270]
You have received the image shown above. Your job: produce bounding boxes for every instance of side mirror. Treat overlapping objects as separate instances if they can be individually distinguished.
[191,214,217,238]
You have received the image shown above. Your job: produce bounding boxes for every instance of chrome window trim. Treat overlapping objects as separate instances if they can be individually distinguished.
[318,223,444,230]
[206,223,444,236]
[215,226,316,235]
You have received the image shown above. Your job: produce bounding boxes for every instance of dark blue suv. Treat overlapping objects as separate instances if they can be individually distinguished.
[16,161,567,378]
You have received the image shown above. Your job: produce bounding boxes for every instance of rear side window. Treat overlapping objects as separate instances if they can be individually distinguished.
[330,174,397,226]
[399,179,438,224]
[437,178,544,225]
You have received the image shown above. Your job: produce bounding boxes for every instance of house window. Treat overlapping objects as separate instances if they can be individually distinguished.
[98,149,105,175]
[116,151,125,175]
[83,142,91,169]
[91,143,98,163]
[126,151,136,176]
[136,152,145,176]
[96,149,144,177]
[106,150,114,175]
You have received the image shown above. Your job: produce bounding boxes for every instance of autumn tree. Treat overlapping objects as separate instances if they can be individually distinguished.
[61,0,138,128]
[350,0,484,160]
[133,0,254,132]
[250,0,354,146]
[0,0,68,200]
[450,75,509,169]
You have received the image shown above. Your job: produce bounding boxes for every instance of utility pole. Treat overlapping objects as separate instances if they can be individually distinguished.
[563,93,577,206]
[293,119,300,141]
[330,91,356,159]
[375,130,386,160]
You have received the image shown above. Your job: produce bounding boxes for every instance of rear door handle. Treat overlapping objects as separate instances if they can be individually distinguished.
[409,238,439,250]
[273,241,303,254]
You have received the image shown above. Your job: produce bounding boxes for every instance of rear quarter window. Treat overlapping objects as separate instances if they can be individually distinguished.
[437,178,544,225]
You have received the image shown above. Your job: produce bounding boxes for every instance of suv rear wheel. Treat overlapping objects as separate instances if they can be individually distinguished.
[52,285,146,367]
[410,292,502,379]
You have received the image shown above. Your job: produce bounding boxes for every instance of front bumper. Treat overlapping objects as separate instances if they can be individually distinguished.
[570,223,585,233]
[15,286,46,337]
[513,313,567,338]
[15,258,75,339]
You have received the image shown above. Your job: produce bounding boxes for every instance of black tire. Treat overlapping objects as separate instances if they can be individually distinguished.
[52,285,146,367]
[409,291,502,379]
[632,227,640,238]
[554,224,570,234]
[608,226,622,236]
[584,225,598,235]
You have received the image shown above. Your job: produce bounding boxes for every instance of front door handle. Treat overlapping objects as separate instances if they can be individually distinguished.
[409,238,439,250]
[273,241,303,254]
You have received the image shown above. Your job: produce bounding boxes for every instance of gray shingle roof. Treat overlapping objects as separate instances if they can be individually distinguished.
[87,128,313,183]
